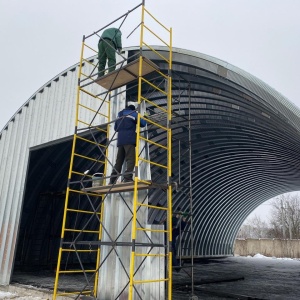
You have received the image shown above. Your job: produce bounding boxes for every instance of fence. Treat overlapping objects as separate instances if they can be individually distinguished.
[234,238,300,258]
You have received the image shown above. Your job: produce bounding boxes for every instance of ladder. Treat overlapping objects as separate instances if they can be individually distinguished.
[128,5,173,299]
[53,2,173,299]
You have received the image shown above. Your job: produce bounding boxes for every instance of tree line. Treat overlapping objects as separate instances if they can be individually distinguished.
[237,193,300,239]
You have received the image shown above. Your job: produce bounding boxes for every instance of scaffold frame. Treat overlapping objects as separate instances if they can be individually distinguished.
[52,2,196,299]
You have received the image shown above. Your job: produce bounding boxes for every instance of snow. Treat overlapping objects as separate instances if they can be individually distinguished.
[247,253,298,261]
[0,292,16,299]
[2,254,300,299]
[0,291,45,300]
[253,253,268,258]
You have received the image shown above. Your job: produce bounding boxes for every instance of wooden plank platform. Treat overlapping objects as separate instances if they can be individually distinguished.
[95,56,159,90]
[83,181,166,194]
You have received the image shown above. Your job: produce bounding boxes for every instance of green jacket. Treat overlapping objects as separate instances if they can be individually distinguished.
[100,28,122,50]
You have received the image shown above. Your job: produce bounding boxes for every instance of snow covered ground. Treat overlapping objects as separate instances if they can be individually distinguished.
[248,252,299,260]
[0,284,54,300]
[0,290,45,300]
[3,254,300,299]
[0,292,16,299]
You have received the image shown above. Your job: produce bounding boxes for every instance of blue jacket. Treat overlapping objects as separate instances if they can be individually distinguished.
[115,109,147,146]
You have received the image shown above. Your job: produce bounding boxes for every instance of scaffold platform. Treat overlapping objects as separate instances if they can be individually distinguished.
[95,57,159,90]
[84,180,167,194]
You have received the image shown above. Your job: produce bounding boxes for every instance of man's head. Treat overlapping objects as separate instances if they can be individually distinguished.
[126,101,136,111]
[126,105,136,111]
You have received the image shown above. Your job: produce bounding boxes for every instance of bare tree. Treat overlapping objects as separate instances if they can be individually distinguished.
[269,193,300,239]
[237,215,271,239]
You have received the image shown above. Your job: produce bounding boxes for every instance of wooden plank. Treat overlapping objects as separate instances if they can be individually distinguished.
[95,57,159,90]
[83,181,167,194]
[84,181,151,194]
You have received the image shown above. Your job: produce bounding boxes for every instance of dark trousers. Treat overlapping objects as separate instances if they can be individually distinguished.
[172,228,180,266]
[98,40,116,77]
[110,145,135,183]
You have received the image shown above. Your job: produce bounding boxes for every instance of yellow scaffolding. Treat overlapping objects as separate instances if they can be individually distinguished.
[52,38,110,299]
[128,4,173,299]
[53,2,173,299]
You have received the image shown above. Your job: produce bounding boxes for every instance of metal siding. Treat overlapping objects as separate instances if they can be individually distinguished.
[0,114,25,282]
[49,81,59,142]
[43,86,53,142]
[0,58,111,284]
[36,92,45,145]
[27,96,40,147]
[0,127,10,276]
[3,115,25,283]
[0,63,86,285]
[170,46,300,130]
[52,78,68,140]
[41,87,51,144]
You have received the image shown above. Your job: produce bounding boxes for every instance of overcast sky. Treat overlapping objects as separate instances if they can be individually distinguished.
[1,0,299,218]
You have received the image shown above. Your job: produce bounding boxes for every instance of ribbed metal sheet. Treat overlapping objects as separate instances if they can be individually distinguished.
[141,47,300,258]
[1,46,300,286]
[0,58,107,285]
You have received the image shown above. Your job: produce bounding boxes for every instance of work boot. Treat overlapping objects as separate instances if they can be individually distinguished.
[97,72,104,79]
[123,177,133,183]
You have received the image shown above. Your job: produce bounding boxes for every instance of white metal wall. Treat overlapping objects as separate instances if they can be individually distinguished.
[0,56,106,285]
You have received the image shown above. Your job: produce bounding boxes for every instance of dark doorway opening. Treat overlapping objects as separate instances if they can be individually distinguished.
[11,130,106,288]
[12,138,72,284]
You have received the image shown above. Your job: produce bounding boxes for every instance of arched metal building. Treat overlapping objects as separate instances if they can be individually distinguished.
[1,46,300,286]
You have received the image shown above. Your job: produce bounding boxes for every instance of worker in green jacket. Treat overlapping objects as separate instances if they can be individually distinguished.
[98,28,122,77]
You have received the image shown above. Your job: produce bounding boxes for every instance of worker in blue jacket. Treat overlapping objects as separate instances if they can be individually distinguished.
[98,28,122,77]
[109,104,147,184]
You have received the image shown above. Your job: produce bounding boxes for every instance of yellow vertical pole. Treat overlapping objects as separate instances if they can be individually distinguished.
[93,99,110,296]
[167,27,173,300]
[53,37,85,300]
[128,3,145,299]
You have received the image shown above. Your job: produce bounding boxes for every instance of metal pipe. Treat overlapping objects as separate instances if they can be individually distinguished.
[188,83,195,296]
[85,3,142,39]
